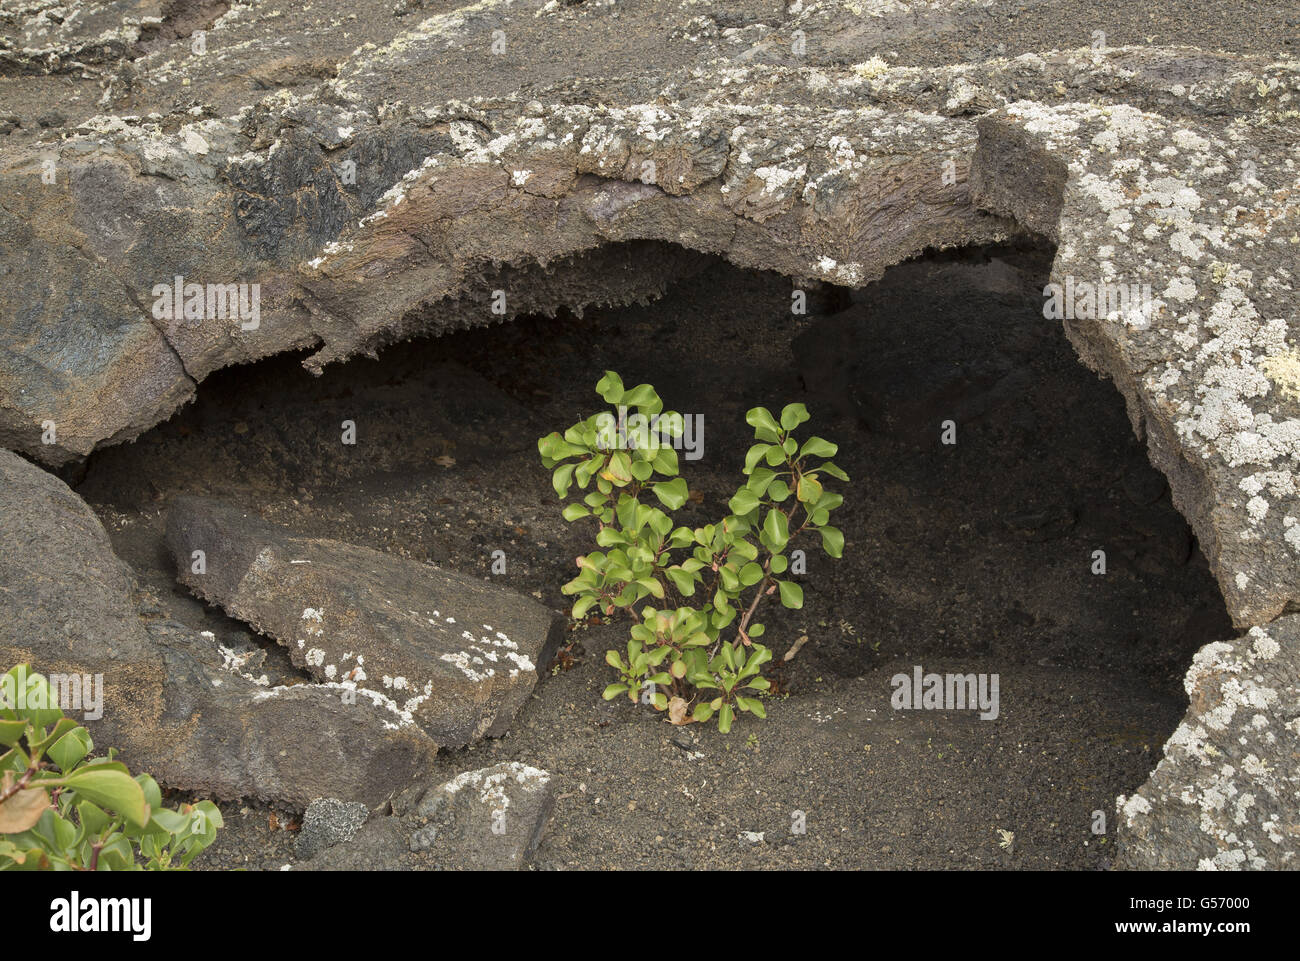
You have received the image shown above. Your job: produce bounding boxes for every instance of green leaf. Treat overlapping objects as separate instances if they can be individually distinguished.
[819,462,850,482]
[745,468,776,497]
[0,719,27,748]
[692,703,715,723]
[728,489,760,515]
[820,525,844,558]
[595,527,625,548]
[665,568,697,596]
[796,474,823,503]
[6,669,62,728]
[651,446,679,477]
[616,494,638,530]
[47,726,92,773]
[799,436,838,459]
[552,463,576,497]
[621,384,663,415]
[61,769,150,829]
[778,580,804,609]
[780,403,810,430]
[573,594,600,618]
[652,478,689,510]
[561,503,591,522]
[596,371,625,404]
[745,407,781,441]
[739,562,765,587]
[602,450,633,484]
[636,578,665,600]
[762,509,790,552]
[718,703,735,734]
[743,444,772,474]
[736,696,767,718]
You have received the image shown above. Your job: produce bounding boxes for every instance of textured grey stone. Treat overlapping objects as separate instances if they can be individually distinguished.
[296,798,373,860]
[0,449,438,806]
[165,495,565,745]
[1116,616,1300,870]
[301,762,554,871]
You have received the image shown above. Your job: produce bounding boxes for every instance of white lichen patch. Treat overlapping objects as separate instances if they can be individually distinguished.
[438,761,551,812]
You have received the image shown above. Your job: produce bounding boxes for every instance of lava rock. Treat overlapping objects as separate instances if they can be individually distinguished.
[1116,616,1300,870]
[165,495,565,746]
[296,799,373,860]
[300,762,554,871]
[0,449,437,806]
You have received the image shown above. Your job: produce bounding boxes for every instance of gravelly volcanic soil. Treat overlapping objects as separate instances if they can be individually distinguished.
[75,242,1234,869]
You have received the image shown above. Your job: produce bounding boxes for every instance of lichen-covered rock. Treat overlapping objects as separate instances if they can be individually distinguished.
[165,495,565,745]
[1115,616,1300,870]
[296,798,373,860]
[0,448,438,806]
[971,88,1300,630]
[300,761,554,870]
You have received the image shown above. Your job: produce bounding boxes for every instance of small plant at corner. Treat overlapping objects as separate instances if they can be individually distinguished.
[538,372,848,732]
[0,665,222,870]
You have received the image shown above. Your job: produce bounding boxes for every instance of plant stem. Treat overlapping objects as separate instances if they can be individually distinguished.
[0,762,38,804]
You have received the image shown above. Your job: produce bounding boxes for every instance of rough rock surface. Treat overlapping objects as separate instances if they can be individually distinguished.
[0,448,437,805]
[1116,616,1300,869]
[0,2,1294,637]
[300,761,553,870]
[165,495,565,745]
[3,0,1299,869]
[295,797,372,860]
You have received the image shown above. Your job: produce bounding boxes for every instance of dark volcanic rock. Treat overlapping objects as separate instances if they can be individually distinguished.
[296,798,373,860]
[164,495,565,745]
[0,448,437,806]
[301,761,554,871]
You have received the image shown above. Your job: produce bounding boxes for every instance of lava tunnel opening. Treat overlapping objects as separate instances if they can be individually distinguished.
[71,238,1234,869]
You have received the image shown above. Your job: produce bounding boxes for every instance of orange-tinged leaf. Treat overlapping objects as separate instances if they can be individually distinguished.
[0,776,49,834]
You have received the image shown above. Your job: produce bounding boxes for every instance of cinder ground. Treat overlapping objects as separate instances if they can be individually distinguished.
[77,246,1233,868]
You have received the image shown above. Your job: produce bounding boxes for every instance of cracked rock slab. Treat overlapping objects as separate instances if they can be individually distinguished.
[164,495,565,745]
[300,761,554,870]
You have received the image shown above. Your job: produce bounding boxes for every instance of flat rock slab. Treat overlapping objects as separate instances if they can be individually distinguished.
[299,762,554,871]
[0,449,437,806]
[1116,615,1300,870]
[165,495,564,746]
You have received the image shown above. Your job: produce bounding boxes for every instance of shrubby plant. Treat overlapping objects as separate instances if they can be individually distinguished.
[0,665,222,870]
[539,372,848,732]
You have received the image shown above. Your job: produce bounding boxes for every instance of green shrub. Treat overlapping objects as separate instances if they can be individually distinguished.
[539,372,848,732]
[0,665,222,870]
